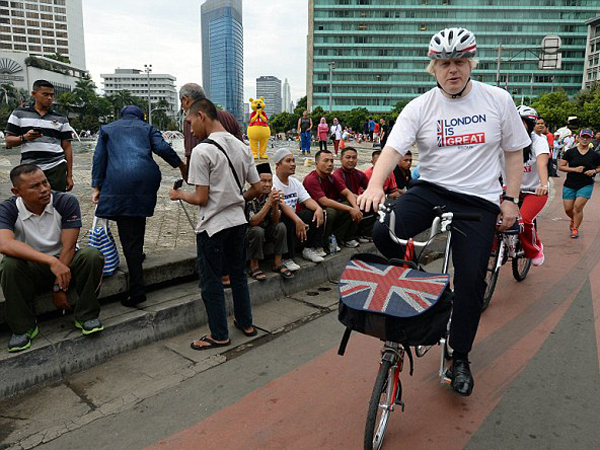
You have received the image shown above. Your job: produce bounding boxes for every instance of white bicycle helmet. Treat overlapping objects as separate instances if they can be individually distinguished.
[428,28,477,60]
[516,105,538,122]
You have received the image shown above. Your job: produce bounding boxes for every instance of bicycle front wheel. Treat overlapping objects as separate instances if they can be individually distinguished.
[482,243,502,311]
[512,241,532,281]
[364,359,396,450]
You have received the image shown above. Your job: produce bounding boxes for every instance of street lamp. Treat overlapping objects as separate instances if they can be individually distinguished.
[328,61,336,113]
[144,64,152,125]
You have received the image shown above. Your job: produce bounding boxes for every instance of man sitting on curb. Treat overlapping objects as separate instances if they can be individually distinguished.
[332,146,375,242]
[0,164,105,352]
[365,150,400,200]
[246,163,292,280]
[303,149,362,250]
[272,148,325,269]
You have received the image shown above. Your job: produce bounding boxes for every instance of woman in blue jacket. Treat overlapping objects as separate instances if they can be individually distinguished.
[92,105,186,306]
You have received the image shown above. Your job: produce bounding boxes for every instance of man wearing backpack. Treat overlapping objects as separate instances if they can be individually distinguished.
[169,98,261,350]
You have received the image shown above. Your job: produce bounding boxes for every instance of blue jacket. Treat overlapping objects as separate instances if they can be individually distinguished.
[91,108,182,218]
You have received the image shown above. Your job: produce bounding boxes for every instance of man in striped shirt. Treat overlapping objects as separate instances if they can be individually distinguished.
[5,80,74,192]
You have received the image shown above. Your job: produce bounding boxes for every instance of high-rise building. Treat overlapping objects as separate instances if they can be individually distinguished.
[0,0,86,70]
[101,69,178,116]
[256,75,282,115]
[201,0,244,124]
[283,78,292,113]
[583,16,600,89]
[308,0,600,113]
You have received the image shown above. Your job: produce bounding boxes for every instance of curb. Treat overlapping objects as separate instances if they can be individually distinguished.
[0,244,376,400]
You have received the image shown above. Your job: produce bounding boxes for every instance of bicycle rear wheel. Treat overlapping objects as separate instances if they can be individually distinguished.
[512,241,532,281]
[482,242,502,311]
[364,359,396,450]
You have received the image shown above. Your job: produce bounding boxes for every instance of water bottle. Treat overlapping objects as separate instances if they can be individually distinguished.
[328,234,338,254]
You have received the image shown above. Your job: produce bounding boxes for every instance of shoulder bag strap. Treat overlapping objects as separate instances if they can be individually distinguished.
[202,138,243,194]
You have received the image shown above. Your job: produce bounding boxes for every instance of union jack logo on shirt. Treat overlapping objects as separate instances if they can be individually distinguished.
[437,120,445,147]
[339,259,449,318]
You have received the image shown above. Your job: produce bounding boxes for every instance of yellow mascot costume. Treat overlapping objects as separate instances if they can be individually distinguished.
[247,97,271,159]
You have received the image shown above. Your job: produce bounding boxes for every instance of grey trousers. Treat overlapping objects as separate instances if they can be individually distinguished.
[246,223,288,260]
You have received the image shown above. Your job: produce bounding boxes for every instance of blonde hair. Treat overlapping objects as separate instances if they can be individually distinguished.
[426,58,479,75]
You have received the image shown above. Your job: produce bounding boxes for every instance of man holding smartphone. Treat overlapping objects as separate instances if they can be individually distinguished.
[5,80,74,192]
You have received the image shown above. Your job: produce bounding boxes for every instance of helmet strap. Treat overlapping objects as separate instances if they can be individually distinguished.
[437,77,471,99]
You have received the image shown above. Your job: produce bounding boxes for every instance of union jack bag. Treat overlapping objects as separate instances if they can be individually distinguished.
[338,253,452,354]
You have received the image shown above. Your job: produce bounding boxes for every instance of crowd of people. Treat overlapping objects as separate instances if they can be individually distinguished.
[2,27,600,405]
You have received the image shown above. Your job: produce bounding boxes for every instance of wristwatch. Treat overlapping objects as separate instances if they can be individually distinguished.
[502,195,519,204]
[53,284,62,293]
[19,135,25,143]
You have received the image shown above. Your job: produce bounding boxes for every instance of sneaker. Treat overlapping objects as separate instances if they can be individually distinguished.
[358,236,373,244]
[283,259,301,272]
[302,247,324,263]
[315,247,327,257]
[531,245,544,267]
[570,227,579,239]
[8,326,39,353]
[343,239,360,248]
[75,318,104,335]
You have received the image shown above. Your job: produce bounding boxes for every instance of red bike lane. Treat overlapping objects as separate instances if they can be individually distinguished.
[147,181,600,450]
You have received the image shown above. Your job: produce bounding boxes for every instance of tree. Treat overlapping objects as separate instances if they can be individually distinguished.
[294,96,308,115]
[269,112,298,134]
[531,90,576,130]
[55,91,77,118]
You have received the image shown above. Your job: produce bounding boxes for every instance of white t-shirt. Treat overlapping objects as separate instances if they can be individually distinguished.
[521,133,550,191]
[273,174,310,212]
[330,123,342,140]
[189,131,259,236]
[386,81,531,205]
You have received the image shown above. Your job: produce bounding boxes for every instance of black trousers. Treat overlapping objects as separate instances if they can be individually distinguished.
[282,209,325,258]
[114,216,146,298]
[372,181,499,355]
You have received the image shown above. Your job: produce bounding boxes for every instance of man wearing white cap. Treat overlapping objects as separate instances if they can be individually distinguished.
[272,148,325,269]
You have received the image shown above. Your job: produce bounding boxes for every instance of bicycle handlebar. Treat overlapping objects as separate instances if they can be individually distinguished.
[378,204,481,248]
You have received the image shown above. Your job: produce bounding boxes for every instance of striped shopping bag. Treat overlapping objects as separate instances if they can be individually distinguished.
[88,215,120,276]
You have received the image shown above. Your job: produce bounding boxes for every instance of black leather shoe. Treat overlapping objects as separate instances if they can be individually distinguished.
[121,294,147,308]
[451,359,474,396]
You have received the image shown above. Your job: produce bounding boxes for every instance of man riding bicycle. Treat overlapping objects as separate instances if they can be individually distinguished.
[357,28,530,396]
[515,105,549,265]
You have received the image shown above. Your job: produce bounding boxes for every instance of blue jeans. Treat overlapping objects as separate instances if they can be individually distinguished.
[196,224,252,341]
[300,131,311,153]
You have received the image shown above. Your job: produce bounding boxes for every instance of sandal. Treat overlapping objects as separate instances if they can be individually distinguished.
[190,335,231,351]
[249,267,267,281]
[273,264,294,279]
[234,319,258,337]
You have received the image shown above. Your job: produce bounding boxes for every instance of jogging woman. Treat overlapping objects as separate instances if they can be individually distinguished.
[516,105,549,265]
[358,27,530,396]
[559,129,600,238]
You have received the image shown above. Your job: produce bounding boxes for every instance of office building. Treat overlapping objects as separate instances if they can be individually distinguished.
[283,78,292,113]
[201,0,244,124]
[0,50,87,95]
[101,69,178,116]
[308,0,600,113]
[256,75,282,115]
[0,0,86,70]
[583,16,600,89]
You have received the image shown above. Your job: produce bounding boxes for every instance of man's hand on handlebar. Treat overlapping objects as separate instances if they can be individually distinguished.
[357,186,385,213]
[498,201,519,231]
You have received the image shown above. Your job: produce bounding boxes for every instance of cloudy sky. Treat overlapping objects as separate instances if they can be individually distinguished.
[82,0,308,104]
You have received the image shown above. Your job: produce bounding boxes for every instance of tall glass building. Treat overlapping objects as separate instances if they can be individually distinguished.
[201,0,244,124]
[308,0,600,113]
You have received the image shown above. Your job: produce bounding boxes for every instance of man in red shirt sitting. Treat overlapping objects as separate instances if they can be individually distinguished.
[333,147,375,242]
[303,149,362,250]
[364,150,400,199]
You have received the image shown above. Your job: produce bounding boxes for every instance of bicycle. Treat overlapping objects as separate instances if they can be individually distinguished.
[354,205,480,450]
[482,191,537,311]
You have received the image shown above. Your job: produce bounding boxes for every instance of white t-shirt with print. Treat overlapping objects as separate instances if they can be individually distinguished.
[273,174,310,212]
[521,133,550,191]
[385,81,531,205]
